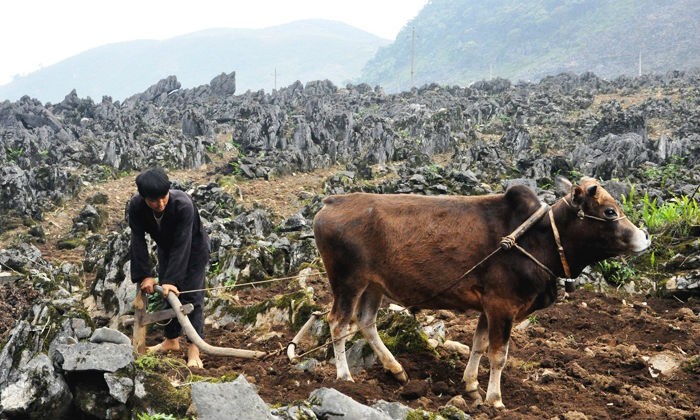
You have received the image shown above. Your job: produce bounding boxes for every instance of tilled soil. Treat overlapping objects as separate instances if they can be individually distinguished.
[145,278,700,419]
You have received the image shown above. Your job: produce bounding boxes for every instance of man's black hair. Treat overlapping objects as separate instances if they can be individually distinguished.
[135,167,171,199]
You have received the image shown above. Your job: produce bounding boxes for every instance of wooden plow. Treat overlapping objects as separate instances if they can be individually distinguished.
[131,285,266,359]
[286,310,328,363]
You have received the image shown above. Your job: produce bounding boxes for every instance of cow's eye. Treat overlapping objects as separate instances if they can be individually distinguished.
[604,208,618,219]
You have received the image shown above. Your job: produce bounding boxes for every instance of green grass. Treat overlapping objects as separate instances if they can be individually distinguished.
[619,185,700,289]
[623,187,700,238]
[136,413,184,420]
[595,258,637,286]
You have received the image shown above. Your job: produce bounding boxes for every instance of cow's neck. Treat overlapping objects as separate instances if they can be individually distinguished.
[546,200,602,278]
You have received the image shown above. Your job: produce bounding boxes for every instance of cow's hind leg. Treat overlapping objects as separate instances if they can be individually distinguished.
[356,285,408,383]
[463,313,488,404]
[327,282,365,382]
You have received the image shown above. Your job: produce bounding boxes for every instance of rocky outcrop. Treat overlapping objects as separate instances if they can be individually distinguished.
[3,69,699,224]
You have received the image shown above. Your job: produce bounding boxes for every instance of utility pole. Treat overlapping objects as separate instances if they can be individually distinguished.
[410,26,415,88]
[638,51,642,76]
[274,68,277,90]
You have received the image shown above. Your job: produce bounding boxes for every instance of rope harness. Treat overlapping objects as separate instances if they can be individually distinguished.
[505,194,626,280]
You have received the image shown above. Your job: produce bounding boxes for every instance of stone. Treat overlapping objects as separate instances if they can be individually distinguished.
[89,327,131,345]
[310,387,391,420]
[646,351,683,377]
[372,400,413,419]
[0,354,71,419]
[71,318,93,340]
[346,338,377,374]
[442,340,471,357]
[104,372,133,404]
[446,395,469,412]
[54,342,133,372]
[280,213,307,232]
[271,404,317,419]
[190,375,275,420]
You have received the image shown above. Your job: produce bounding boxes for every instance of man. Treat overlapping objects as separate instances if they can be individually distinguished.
[128,167,210,368]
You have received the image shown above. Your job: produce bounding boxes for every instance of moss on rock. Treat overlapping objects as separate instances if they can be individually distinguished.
[133,371,192,417]
[377,310,434,355]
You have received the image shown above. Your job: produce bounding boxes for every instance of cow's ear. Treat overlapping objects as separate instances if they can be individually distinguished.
[572,185,585,207]
[586,184,598,197]
[555,176,572,196]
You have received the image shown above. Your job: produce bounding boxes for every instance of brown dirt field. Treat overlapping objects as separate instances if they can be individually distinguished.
[145,283,700,419]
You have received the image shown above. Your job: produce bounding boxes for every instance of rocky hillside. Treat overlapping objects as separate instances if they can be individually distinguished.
[0,69,699,418]
[362,0,700,90]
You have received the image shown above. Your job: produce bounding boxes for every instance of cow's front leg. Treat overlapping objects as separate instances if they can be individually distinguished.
[463,313,488,404]
[484,315,513,409]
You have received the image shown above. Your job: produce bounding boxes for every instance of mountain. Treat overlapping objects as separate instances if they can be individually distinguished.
[0,19,390,103]
[361,0,700,90]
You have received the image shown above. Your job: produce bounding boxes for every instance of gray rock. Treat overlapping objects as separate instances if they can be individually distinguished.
[210,71,237,96]
[71,318,93,340]
[288,238,319,273]
[602,179,632,201]
[133,374,147,399]
[310,387,392,420]
[346,338,377,374]
[372,400,413,419]
[54,342,133,372]
[292,358,320,372]
[190,375,276,420]
[71,204,104,233]
[272,404,317,419]
[89,327,131,345]
[136,75,181,102]
[0,353,71,419]
[182,109,208,137]
[571,133,653,179]
[280,213,307,232]
[86,229,138,326]
[664,270,700,292]
[104,372,133,404]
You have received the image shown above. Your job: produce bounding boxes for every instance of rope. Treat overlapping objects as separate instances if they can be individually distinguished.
[409,247,502,308]
[513,244,557,278]
[175,271,325,295]
[289,305,449,361]
[292,319,381,361]
[548,208,572,278]
[562,196,626,222]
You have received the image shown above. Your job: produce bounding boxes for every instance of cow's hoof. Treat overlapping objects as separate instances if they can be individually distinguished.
[465,389,482,404]
[392,368,409,384]
[336,374,355,382]
[485,398,505,409]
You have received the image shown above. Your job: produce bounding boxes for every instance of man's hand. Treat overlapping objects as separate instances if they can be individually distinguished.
[161,284,180,297]
[140,277,157,294]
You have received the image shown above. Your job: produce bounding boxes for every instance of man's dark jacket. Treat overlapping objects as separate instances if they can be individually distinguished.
[128,189,209,289]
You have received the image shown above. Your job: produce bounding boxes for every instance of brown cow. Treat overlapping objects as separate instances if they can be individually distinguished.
[312,177,650,408]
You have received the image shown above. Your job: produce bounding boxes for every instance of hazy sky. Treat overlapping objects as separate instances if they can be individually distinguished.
[0,0,428,86]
